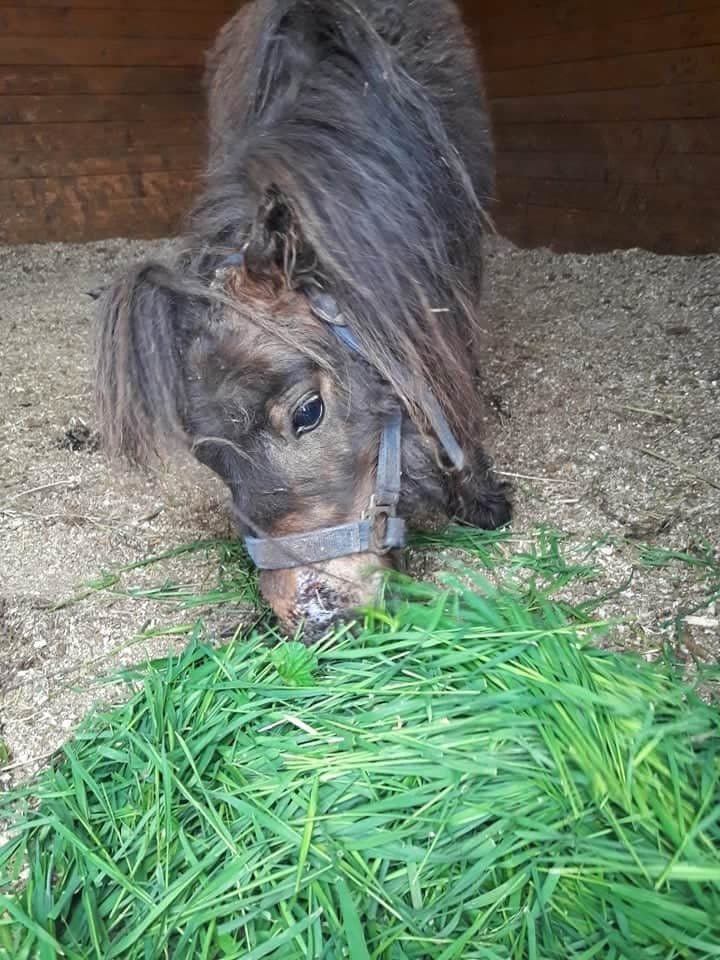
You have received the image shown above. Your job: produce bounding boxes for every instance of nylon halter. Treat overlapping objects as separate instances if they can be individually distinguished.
[213,254,465,571]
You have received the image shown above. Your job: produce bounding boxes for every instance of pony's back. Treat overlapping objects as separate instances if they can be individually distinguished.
[205,0,493,205]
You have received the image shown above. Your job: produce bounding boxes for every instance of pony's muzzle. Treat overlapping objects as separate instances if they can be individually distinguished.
[259,554,391,641]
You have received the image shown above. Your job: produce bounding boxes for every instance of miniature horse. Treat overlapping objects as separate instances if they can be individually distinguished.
[95,0,512,638]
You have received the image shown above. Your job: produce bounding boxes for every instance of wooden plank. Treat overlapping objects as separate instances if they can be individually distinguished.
[0,194,189,244]
[497,150,720,187]
[486,46,720,99]
[1,0,237,11]
[496,175,720,217]
[491,82,720,124]
[0,6,228,38]
[2,120,202,154]
[493,119,720,155]
[480,10,720,71]
[0,92,203,124]
[472,0,718,46]
[0,170,201,207]
[495,202,720,254]
[0,144,204,179]
[0,65,202,95]
[0,37,205,66]
[0,169,201,242]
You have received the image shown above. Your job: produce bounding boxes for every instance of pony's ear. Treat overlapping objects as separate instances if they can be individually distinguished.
[243,185,315,284]
[94,262,195,464]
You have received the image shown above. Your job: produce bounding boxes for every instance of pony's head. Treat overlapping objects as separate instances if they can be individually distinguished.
[94,0,512,637]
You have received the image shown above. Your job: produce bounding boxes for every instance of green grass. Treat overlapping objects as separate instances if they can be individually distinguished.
[52,539,263,615]
[55,525,598,607]
[637,544,720,632]
[1,548,719,959]
[50,525,606,646]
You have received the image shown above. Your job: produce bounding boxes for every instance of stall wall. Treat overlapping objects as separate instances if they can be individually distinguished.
[1,0,719,252]
[0,0,233,243]
[468,0,720,253]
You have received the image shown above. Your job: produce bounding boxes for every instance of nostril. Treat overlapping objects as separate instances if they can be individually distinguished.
[259,558,386,641]
[295,573,344,629]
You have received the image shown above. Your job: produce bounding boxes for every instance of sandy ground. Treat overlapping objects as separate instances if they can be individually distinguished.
[1,237,718,786]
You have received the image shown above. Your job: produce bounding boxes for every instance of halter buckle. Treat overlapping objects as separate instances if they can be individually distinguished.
[364,494,399,555]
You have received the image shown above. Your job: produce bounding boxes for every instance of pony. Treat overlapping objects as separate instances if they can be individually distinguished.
[94,0,512,639]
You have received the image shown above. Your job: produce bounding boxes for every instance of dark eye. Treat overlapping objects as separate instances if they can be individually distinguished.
[292,393,325,436]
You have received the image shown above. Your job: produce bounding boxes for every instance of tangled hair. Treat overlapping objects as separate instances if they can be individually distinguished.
[93,0,512,635]
[187,0,495,451]
[95,0,505,523]
[94,262,197,463]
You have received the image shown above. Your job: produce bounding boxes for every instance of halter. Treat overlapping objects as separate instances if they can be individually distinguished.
[213,254,464,570]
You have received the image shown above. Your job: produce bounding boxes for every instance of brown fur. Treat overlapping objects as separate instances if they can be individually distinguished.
[94,0,512,635]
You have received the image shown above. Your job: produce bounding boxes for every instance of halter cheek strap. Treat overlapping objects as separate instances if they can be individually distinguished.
[213,254,464,570]
[244,409,405,569]
[306,288,465,472]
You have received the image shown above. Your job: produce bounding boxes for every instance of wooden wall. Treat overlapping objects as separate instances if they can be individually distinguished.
[0,0,234,244]
[466,0,720,254]
[1,0,719,253]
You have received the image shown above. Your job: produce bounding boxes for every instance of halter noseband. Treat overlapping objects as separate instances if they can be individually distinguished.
[213,254,464,571]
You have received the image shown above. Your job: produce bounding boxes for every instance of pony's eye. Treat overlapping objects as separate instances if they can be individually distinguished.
[292,393,325,436]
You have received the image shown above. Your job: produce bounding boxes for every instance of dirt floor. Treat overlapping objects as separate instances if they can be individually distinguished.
[1,236,719,787]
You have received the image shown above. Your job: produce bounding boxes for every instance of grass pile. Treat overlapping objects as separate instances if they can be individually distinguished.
[1,563,719,959]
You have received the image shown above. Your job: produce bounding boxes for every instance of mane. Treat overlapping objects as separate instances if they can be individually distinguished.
[187,0,494,450]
